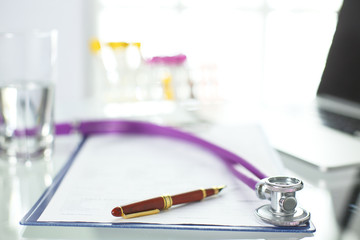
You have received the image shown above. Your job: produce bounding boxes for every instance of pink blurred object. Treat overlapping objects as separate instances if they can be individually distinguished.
[146,54,187,65]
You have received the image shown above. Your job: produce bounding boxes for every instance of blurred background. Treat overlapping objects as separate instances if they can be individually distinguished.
[2,1,360,240]
[0,0,342,123]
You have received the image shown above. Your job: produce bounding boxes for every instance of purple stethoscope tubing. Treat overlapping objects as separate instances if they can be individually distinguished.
[55,120,267,189]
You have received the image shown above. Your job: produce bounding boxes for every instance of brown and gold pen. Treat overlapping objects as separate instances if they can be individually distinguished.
[111,186,226,219]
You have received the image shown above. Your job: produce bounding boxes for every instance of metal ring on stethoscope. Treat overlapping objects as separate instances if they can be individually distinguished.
[255,176,311,226]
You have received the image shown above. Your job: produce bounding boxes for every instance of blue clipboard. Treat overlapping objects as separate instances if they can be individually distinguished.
[20,132,316,237]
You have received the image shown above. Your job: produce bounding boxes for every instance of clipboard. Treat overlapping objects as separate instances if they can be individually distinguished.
[20,124,315,238]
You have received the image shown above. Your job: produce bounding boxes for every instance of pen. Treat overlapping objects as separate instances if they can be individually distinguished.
[111,186,226,219]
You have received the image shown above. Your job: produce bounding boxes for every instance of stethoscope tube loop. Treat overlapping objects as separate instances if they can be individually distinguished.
[55,120,267,189]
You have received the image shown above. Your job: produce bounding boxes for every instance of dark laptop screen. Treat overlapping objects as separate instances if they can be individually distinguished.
[317,0,360,104]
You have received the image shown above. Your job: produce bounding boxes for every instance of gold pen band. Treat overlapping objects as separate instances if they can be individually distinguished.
[201,188,207,199]
[117,206,125,217]
[162,195,173,209]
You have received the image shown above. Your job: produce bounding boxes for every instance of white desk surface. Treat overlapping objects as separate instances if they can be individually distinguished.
[1,102,359,240]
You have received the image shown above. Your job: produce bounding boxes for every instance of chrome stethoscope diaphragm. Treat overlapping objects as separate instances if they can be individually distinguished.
[255,176,311,226]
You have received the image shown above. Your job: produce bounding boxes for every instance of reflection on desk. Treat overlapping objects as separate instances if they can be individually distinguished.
[0,135,81,240]
[0,159,53,239]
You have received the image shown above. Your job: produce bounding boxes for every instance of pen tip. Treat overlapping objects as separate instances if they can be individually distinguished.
[111,207,122,217]
[218,185,226,192]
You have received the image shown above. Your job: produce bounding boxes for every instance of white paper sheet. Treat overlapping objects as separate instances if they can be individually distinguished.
[38,124,281,227]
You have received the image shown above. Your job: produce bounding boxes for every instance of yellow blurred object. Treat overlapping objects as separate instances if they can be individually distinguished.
[131,42,141,49]
[107,42,129,50]
[162,75,174,100]
[89,38,101,53]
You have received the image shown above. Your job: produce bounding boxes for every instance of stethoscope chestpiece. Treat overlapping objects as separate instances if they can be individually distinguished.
[255,176,310,227]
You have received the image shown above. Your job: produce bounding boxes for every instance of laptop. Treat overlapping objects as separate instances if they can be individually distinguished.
[263,0,360,170]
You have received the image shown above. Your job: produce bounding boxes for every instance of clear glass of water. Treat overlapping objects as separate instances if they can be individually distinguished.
[0,30,57,162]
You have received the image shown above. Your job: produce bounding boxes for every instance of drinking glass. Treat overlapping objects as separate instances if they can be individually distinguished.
[0,30,57,162]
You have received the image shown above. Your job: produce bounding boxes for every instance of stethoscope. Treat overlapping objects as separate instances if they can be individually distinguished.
[55,119,310,227]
